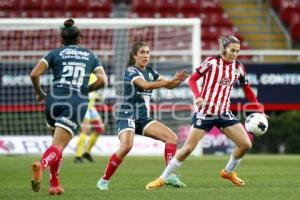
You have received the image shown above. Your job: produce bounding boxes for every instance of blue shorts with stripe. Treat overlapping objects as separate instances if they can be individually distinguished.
[191,111,240,132]
[45,89,88,136]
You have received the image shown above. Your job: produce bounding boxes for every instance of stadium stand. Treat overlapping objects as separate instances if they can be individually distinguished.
[271,0,300,46]
[0,0,249,50]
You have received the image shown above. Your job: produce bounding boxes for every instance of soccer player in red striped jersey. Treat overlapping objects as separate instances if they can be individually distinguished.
[146,36,265,189]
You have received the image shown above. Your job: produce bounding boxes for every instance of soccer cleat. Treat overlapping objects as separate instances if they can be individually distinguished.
[145,178,165,190]
[166,174,186,188]
[48,185,65,195]
[31,161,42,192]
[82,152,94,162]
[74,156,83,164]
[96,178,109,190]
[220,169,245,186]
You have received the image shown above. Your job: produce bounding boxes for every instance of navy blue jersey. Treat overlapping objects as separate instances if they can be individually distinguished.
[119,65,161,119]
[41,45,102,94]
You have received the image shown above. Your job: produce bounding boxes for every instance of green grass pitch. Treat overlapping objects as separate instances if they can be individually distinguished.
[0,155,299,200]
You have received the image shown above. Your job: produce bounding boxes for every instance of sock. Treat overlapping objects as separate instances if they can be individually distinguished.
[76,133,86,157]
[86,132,99,154]
[91,120,104,134]
[224,154,242,174]
[40,145,61,170]
[49,155,62,187]
[164,143,177,165]
[160,157,183,180]
[102,153,122,181]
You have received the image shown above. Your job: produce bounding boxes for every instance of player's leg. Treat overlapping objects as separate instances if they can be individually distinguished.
[83,111,104,162]
[143,120,186,188]
[31,127,72,193]
[145,127,206,190]
[221,122,252,186]
[97,119,135,190]
[74,119,89,163]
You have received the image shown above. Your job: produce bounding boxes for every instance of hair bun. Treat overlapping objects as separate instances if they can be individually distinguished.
[64,19,75,28]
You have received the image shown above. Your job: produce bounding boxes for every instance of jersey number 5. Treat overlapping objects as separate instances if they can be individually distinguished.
[60,65,85,87]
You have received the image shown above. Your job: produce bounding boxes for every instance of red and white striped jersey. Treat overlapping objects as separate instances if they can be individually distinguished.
[196,56,246,115]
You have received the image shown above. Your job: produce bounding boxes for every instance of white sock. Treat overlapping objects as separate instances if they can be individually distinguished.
[160,157,183,180]
[224,154,241,174]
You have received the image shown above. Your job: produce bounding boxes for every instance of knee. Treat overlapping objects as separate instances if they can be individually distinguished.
[241,142,252,151]
[165,133,177,144]
[120,142,133,154]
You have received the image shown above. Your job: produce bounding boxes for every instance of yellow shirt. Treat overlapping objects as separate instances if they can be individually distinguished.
[88,73,98,109]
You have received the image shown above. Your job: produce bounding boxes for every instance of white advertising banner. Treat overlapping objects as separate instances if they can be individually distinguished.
[0,135,167,156]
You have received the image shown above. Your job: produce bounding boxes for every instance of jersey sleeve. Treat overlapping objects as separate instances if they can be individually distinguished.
[151,68,161,81]
[92,53,103,72]
[196,57,213,75]
[41,50,55,69]
[124,67,144,84]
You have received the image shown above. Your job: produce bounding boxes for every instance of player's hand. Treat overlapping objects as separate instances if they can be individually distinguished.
[195,97,205,107]
[35,92,46,104]
[173,70,189,82]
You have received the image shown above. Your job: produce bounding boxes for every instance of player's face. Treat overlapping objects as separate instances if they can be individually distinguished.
[223,43,240,62]
[134,46,150,68]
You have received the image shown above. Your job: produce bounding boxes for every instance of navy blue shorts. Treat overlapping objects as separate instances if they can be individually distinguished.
[45,89,88,136]
[191,111,240,132]
[117,117,154,135]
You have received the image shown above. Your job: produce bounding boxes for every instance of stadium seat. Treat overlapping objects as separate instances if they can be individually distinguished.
[0,0,20,11]
[178,0,201,13]
[42,11,66,18]
[89,0,112,12]
[20,0,41,10]
[65,0,89,11]
[42,0,65,11]
[155,0,178,13]
[132,0,155,13]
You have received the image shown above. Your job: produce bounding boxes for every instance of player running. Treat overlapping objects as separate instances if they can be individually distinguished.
[30,19,107,195]
[146,36,264,190]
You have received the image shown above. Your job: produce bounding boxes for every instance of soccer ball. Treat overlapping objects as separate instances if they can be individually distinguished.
[245,113,268,136]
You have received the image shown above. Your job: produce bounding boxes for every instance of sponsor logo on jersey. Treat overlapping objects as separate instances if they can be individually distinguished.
[59,48,90,60]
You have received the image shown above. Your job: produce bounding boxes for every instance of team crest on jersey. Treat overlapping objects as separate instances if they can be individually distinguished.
[220,77,230,85]
[148,73,154,81]
[234,68,240,76]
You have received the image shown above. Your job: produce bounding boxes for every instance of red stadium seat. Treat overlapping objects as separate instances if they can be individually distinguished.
[89,0,112,12]
[21,0,42,10]
[65,0,89,11]
[178,0,201,13]
[201,13,232,26]
[42,0,65,11]
[0,0,20,11]
[42,11,66,18]
[155,0,178,13]
[132,0,155,13]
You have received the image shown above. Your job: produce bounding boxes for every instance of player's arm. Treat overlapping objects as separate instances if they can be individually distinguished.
[89,66,108,92]
[30,60,47,104]
[189,71,206,106]
[159,70,189,89]
[133,70,187,90]
[133,77,172,90]
[239,76,264,112]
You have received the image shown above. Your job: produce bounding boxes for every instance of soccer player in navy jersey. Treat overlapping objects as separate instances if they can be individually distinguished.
[146,36,265,189]
[96,41,188,190]
[30,19,108,195]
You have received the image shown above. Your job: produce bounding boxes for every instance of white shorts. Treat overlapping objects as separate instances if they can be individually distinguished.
[84,108,101,120]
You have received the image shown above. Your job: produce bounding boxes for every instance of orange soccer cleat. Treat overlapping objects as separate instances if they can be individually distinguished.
[220,169,245,186]
[145,178,166,190]
[31,161,43,192]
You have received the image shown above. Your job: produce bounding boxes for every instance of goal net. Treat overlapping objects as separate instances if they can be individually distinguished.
[0,18,200,139]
